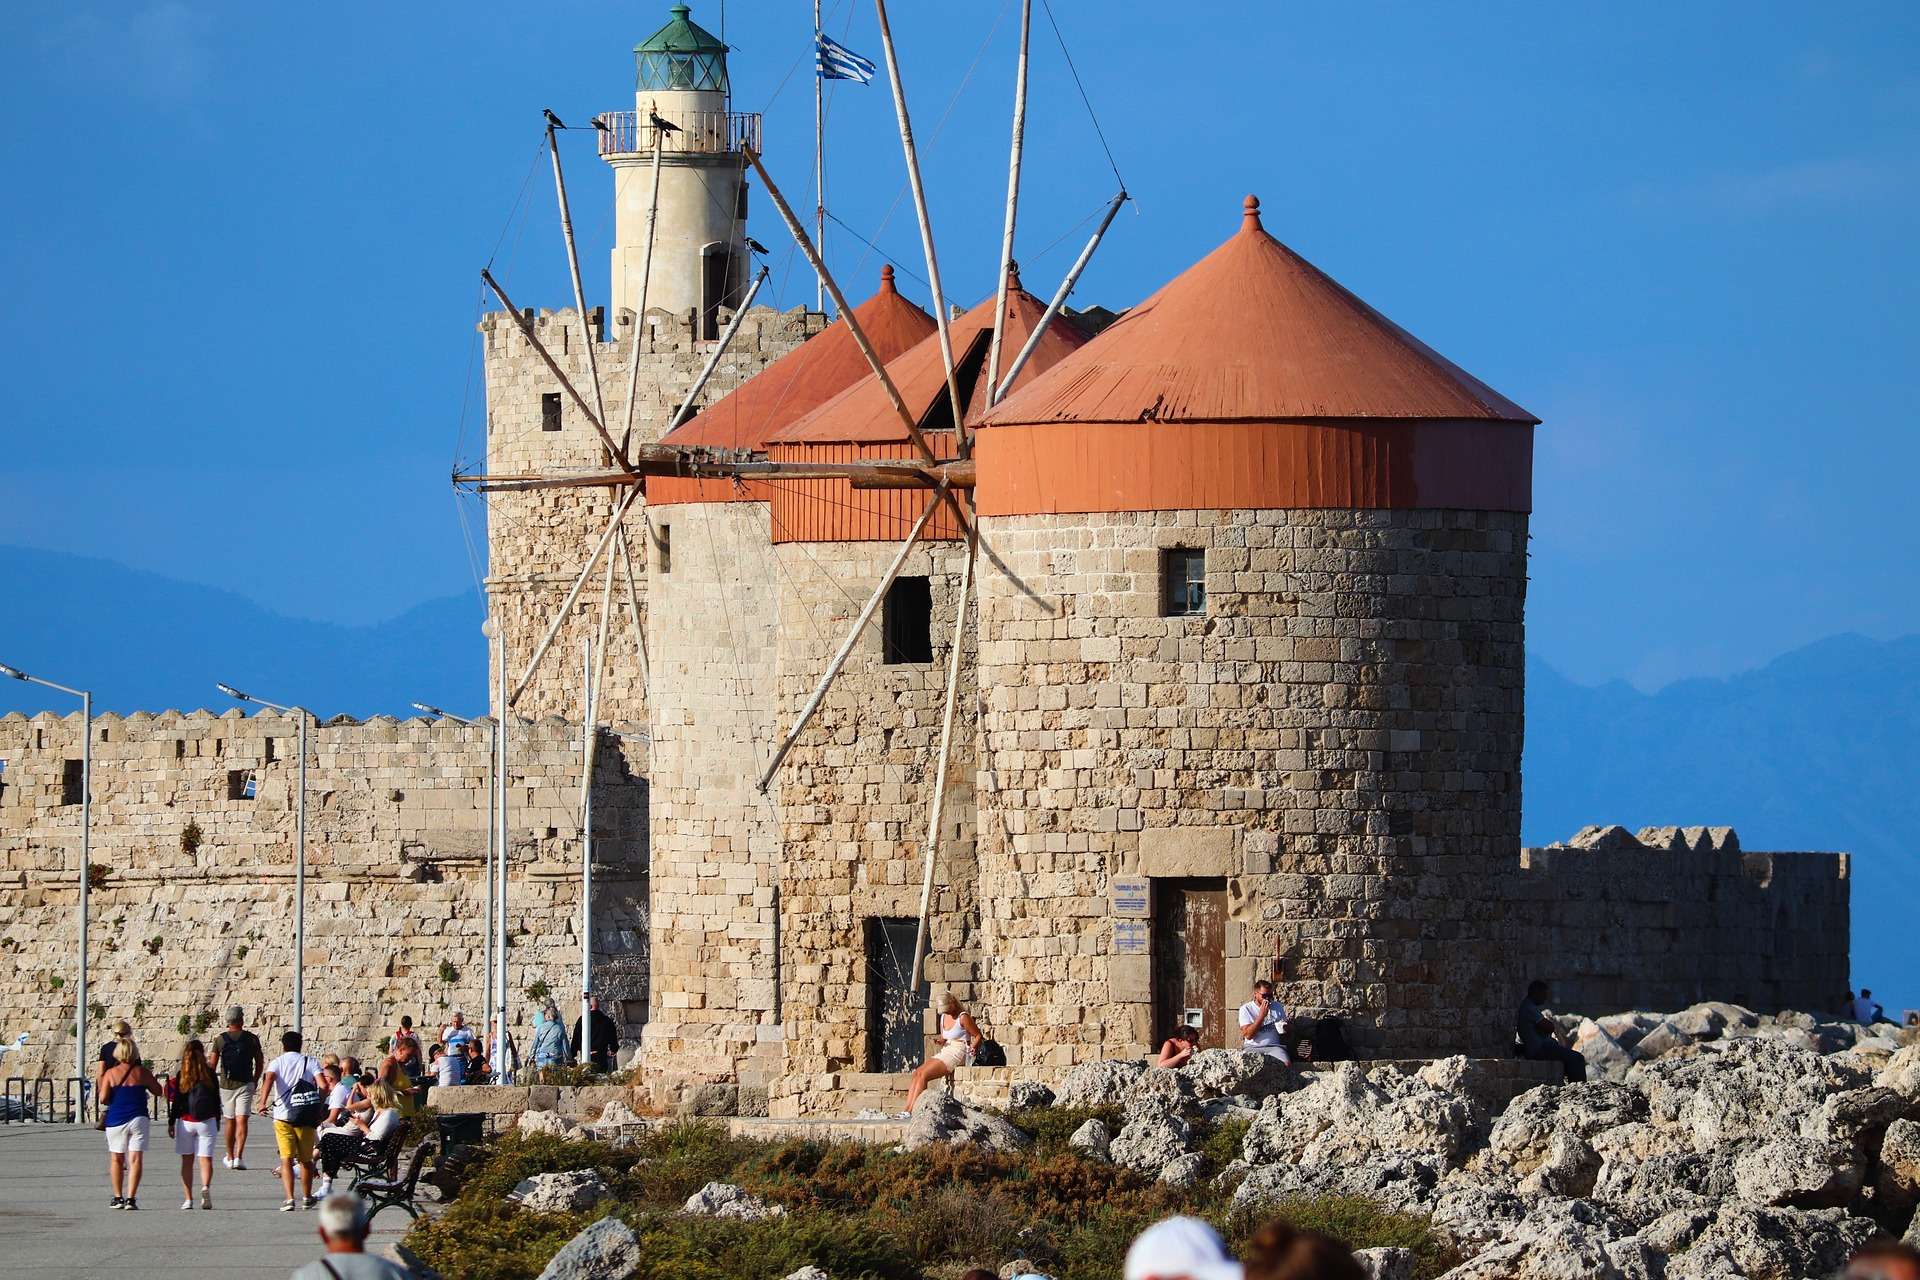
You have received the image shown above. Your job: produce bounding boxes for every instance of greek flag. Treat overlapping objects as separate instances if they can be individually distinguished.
[817,32,876,83]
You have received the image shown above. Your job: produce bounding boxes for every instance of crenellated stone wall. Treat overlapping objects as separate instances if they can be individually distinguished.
[482,303,825,725]
[0,709,648,1082]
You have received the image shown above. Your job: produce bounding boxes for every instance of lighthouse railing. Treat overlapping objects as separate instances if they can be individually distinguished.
[596,110,761,158]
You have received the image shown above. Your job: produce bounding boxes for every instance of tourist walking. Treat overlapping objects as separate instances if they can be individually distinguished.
[92,1019,133,1125]
[101,1039,162,1210]
[211,1006,263,1170]
[168,1038,221,1210]
[530,1003,568,1072]
[1516,979,1587,1083]
[440,1009,475,1061]
[570,994,620,1073]
[1239,980,1291,1065]
[288,1193,410,1280]
[258,1031,325,1212]
[903,993,982,1115]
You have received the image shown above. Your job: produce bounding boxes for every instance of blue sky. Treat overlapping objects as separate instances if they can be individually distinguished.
[1,1,1916,692]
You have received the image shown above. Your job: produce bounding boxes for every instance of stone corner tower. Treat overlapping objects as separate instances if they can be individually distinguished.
[604,2,754,338]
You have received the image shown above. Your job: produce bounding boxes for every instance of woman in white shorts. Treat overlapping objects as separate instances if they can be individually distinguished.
[168,1038,222,1209]
[902,993,983,1116]
[100,1040,162,1210]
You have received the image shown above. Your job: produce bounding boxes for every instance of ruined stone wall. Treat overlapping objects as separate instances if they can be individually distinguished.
[0,710,647,1082]
[972,508,1531,1073]
[482,304,824,724]
[640,500,783,1105]
[770,537,979,1117]
[1513,837,1850,1018]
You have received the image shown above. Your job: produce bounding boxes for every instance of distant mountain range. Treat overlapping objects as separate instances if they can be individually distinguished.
[3,543,1910,1007]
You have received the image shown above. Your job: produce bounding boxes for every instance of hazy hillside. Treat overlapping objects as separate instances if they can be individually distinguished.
[0,545,486,720]
[3,544,1910,1007]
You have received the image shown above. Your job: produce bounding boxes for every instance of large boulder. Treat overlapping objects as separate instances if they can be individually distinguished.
[1876,1043,1920,1098]
[682,1182,786,1221]
[1516,1131,1601,1199]
[1435,1198,1638,1280]
[510,1169,613,1214]
[1008,1081,1055,1110]
[1120,1065,1201,1123]
[1876,1117,1920,1210]
[536,1216,643,1280]
[1574,1026,1636,1084]
[1801,1085,1911,1162]
[1484,1083,1646,1176]
[1180,1048,1295,1101]
[1157,1152,1208,1189]
[517,1109,580,1138]
[1053,1059,1148,1109]
[1109,1108,1195,1178]
[1429,1177,1529,1247]
[1729,1137,1861,1209]
[1631,1020,1693,1062]
[1068,1118,1111,1163]
[1593,1151,1730,1226]
[1353,1248,1414,1280]
[1660,1205,1876,1280]
[901,1091,1030,1155]
[1243,1062,1483,1170]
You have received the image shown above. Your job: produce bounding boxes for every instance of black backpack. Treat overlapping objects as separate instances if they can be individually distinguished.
[217,1031,257,1083]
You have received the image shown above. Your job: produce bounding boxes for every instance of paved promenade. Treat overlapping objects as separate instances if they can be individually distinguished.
[0,1124,422,1277]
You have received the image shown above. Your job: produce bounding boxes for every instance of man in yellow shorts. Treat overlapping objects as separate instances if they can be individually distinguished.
[256,1030,323,1212]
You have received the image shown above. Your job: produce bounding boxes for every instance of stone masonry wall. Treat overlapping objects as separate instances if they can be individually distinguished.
[771,537,979,1117]
[972,508,1531,1074]
[0,710,647,1082]
[483,303,824,724]
[641,501,784,1106]
[1514,839,1849,1017]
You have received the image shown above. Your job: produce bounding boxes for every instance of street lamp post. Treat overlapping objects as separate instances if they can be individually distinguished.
[413,702,498,1048]
[217,683,308,1035]
[0,663,91,1118]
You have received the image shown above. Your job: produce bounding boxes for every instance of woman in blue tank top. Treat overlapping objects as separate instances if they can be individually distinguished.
[101,1040,162,1210]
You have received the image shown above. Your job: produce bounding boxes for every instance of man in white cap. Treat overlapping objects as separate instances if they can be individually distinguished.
[1124,1215,1244,1280]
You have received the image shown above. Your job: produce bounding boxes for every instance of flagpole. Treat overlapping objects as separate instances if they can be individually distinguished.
[813,0,826,315]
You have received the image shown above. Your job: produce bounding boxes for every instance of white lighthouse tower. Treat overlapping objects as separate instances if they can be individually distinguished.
[600,3,755,338]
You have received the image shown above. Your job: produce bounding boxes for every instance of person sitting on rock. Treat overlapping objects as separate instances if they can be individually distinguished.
[901,993,982,1117]
[1156,1025,1201,1069]
[1516,979,1586,1082]
[1239,980,1291,1065]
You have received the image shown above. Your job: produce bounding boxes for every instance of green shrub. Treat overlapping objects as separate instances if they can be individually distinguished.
[1008,1104,1125,1155]
[1202,1116,1250,1170]
[193,1010,217,1034]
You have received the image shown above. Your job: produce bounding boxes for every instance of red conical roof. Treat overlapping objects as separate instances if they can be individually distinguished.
[766,265,1090,445]
[980,196,1535,428]
[660,265,936,451]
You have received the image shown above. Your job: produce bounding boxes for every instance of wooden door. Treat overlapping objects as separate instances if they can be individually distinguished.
[865,916,928,1072]
[1152,878,1228,1049]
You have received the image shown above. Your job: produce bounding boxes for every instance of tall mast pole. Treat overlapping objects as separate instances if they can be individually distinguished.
[620,139,665,454]
[494,619,510,1073]
[993,190,1128,403]
[293,708,307,1035]
[872,0,965,449]
[482,716,495,1039]
[579,637,595,1072]
[548,121,611,435]
[814,0,826,314]
[75,690,90,1108]
[985,0,1032,408]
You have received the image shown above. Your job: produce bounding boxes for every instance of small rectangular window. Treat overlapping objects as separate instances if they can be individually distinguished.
[60,759,84,806]
[264,738,277,764]
[228,770,256,801]
[882,576,933,664]
[540,392,563,431]
[174,739,186,759]
[655,523,671,574]
[1162,548,1206,617]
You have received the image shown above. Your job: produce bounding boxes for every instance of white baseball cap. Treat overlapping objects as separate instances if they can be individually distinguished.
[1124,1216,1245,1280]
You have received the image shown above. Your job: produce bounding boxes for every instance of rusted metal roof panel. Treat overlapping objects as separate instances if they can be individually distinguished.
[980,196,1537,430]
[659,265,935,454]
[766,439,965,543]
[766,267,1089,446]
[974,419,1533,515]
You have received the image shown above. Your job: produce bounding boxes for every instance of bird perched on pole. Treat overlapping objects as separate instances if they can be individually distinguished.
[543,108,567,131]
[745,236,770,256]
[649,110,681,137]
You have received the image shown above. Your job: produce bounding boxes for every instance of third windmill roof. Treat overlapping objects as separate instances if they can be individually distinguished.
[980,195,1536,429]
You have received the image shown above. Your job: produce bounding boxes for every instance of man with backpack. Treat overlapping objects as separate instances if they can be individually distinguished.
[256,1031,325,1212]
[211,1007,264,1171]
